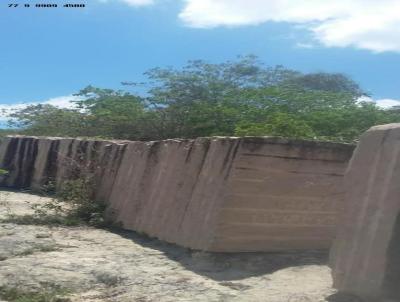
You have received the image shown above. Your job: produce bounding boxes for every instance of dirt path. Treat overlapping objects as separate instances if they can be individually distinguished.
[0,190,340,302]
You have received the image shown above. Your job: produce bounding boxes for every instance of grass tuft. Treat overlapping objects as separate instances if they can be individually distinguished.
[0,285,70,302]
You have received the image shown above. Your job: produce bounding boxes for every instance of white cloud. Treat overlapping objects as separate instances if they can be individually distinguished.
[120,0,154,6]
[358,96,400,109]
[296,42,315,49]
[179,0,400,53]
[375,98,400,109]
[0,95,82,121]
[99,0,154,6]
[43,95,83,108]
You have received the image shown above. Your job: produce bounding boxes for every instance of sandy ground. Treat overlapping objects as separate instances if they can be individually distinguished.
[0,190,354,302]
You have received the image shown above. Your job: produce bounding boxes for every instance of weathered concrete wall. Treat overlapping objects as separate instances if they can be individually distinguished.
[210,138,352,252]
[331,123,400,301]
[0,135,354,252]
[0,136,127,202]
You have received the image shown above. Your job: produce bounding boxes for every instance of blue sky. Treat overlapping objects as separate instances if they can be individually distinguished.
[1,0,400,112]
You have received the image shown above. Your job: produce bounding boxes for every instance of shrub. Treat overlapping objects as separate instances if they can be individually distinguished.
[56,177,106,227]
[2,176,107,228]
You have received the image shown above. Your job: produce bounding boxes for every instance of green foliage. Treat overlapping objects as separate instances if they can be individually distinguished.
[283,72,365,96]
[0,285,69,302]
[8,104,86,137]
[2,177,106,227]
[74,86,149,139]
[6,56,400,142]
[0,128,19,137]
[56,177,106,227]
[0,213,78,226]
[14,244,59,257]
[235,113,316,139]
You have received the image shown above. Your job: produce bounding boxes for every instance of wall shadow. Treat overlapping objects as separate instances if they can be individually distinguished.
[382,212,400,300]
[325,292,364,302]
[108,226,329,282]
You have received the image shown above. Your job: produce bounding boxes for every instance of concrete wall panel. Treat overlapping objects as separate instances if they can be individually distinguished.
[0,135,354,252]
[331,123,400,301]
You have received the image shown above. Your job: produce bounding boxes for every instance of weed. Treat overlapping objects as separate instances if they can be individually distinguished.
[1,175,108,228]
[15,244,59,257]
[93,271,122,287]
[1,152,108,228]
[55,177,107,227]
[0,213,80,227]
[0,285,70,302]
[16,248,37,257]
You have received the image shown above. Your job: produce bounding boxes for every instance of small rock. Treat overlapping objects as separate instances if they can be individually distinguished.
[36,233,51,238]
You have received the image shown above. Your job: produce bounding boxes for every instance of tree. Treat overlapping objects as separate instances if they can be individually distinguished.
[73,86,153,140]
[7,56,400,142]
[284,72,366,97]
[235,113,316,139]
[122,56,368,139]
[8,104,87,137]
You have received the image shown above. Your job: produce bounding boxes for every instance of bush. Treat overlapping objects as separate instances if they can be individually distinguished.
[56,177,106,227]
[2,176,107,228]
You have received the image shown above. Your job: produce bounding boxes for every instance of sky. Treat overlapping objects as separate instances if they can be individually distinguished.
[1,0,400,115]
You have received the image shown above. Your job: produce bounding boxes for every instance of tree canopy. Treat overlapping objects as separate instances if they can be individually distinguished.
[7,56,400,143]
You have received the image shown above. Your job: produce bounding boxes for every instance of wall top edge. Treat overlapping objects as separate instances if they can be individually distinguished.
[368,123,400,132]
[2,135,355,150]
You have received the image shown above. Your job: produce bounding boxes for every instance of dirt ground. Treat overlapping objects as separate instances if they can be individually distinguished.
[0,190,354,302]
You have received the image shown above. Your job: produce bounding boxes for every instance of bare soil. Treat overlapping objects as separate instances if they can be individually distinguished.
[0,190,349,302]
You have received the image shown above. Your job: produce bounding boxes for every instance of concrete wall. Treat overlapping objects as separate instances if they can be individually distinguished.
[331,123,400,301]
[210,138,352,252]
[0,135,354,252]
